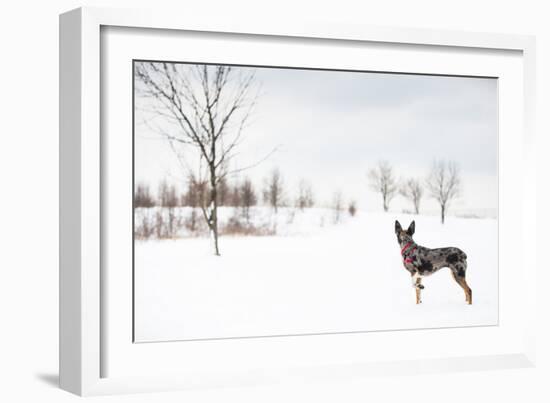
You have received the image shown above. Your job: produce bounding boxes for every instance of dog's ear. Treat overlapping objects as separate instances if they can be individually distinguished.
[407,221,415,236]
[395,220,402,234]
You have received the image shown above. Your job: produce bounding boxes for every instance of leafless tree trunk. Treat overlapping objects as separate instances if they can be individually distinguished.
[181,174,206,233]
[158,180,180,238]
[263,168,285,213]
[158,180,178,207]
[216,177,230,207]
[240,177,257,221]
[426,161,461,224]
[155,210,164,239]
[135,62,264,255]
[332,191,344,223]
[400,178,423,214]
[368,161,398,212]
[229,179,242,207]
[182,174,206,207]
[295,179,315,210]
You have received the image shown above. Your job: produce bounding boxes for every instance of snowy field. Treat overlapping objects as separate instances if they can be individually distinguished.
[134,208,498,342]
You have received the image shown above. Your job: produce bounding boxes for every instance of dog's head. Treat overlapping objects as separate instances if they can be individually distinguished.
[395,220,415,244]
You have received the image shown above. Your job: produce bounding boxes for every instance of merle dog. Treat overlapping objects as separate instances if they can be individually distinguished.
[395,220,472,305]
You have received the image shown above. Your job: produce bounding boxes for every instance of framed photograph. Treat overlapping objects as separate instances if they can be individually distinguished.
[60,7,537,396]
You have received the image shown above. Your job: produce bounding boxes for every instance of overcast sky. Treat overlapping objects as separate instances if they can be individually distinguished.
[134,64,498,216]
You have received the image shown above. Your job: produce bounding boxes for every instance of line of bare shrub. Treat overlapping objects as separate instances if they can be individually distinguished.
[134,207,277,240]
[220,216,276,237]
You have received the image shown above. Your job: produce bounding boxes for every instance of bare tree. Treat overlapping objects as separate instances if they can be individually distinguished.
[332,191,344,223]
[400,178,423,214]
[135,62,268,255]
[158,180,178,208]
[134,183,155,207]
[263,168,285,213]
[181,174,206,208]
[368,161,398,212]
[426,161,461,224]
[240,178,257,221]
[184,207,200,233]
[154,210,164,239]
[158,180,180,238]
[295,179,315,210]
[229,179,242,207]
[216,177,230,207]
[181,174,206,233]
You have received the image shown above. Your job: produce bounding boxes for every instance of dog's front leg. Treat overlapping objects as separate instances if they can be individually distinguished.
[412,273,423,304]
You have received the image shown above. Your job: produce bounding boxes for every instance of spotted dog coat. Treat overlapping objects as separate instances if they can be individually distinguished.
[395,220,472,305]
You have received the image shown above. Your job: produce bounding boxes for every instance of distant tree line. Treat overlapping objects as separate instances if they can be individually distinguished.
[135,167,359,240]
[136,170,317,211]
[368,159,461,224]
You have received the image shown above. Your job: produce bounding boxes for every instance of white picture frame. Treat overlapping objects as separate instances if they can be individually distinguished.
[60,6,537,396]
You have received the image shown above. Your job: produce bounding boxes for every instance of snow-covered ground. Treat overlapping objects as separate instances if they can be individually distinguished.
[134,208,498,342]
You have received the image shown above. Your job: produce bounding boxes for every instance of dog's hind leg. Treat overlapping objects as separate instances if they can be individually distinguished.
[451,265,472,305]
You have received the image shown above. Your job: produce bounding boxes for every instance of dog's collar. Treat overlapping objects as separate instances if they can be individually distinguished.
[401,242,417,264]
